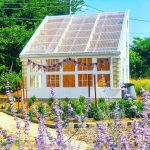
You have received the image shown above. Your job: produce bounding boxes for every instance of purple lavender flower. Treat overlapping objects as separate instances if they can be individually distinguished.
[114,103,121,125]
[93,123,108,150]
[125,93,132,100]
[68,104,73,113]
[35,116,49,150]
[131,105,137,110]
[51,87,66,148]
[5,82,17,117]
[86,97,92,111]
[0,129,15,149]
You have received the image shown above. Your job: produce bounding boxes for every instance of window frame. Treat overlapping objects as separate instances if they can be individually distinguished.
[30,75,42,88]
[77,58,92,71]
[78,74,93,87]
[63,74,75,87]
[46,59,60,72]
[46,75,60,87]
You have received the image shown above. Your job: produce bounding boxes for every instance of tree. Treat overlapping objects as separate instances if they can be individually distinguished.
[0,25,32,72]
[0,0,84,92]
[0,0,84,73]
[130,37,150,78]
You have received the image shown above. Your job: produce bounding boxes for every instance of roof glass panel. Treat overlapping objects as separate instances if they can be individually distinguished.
[23,12,126,54]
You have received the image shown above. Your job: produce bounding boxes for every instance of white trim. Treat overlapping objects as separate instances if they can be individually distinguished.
[110,57,113,88]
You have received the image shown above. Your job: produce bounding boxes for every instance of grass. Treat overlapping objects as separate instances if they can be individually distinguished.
[130,79,150,95]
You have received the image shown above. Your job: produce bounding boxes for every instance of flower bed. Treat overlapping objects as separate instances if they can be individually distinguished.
[0,83,150,149]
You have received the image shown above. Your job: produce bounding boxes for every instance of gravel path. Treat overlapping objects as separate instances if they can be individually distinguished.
[0,112,89,149]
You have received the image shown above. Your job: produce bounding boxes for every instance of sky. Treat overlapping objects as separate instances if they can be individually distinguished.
[78,0,150,43]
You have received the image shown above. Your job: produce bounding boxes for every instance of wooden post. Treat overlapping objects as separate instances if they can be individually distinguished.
[22,78,25,104]
[16,81,19,110]
[25,77,28,109]
[94,74,98,106]
[88,74,90,97]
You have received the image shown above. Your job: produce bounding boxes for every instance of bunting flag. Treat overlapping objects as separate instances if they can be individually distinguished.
[32,62,36,69]
[27,57,110,71]
[43,66,46,72]
[27,59,32,65]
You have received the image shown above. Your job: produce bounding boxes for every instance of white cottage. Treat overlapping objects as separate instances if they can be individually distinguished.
[20,11,129,99]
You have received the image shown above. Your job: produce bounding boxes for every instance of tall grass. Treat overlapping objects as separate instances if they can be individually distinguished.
[130,79,150,95]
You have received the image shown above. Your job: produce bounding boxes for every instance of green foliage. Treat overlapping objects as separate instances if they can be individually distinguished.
[64,97,70,103]
[48,97,54,106]
[6,106,11,112]
[130,37,150,78]
[98,98,105,103]
[17,108,21,114]
[0,0,84,77]
[88,100,110,120]
[88,102,97,118]
[70,98,86,115]
[37,103,46,115]
[109,99,143,118]
[0,71,21,93]
[30,96,36,103]
[28,96,36,107]
[28,99,33,108]
[0,26,32,73]
[79,95,86,104]
[88,98,143,120]
[1,104,6,109]
[29,109,34,119]
[93,109,107,120]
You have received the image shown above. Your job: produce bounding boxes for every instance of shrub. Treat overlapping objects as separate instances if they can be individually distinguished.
[79,95,86,104]
[28,99,33,108]
[49,113,56,120]
[64,97,70,103]
[17,108,21,114]
[88,102,97,118]
[89,101,110,120]
[93,108,107,120]
[37,103,46,115]
[98,101,108,111]
[48,97,54,107]
[98,98,105,103]
[58,100,68,114]
[70,99,86,115]
[30,96,36,103]
[29,109,34,119]
[6,106,11,112]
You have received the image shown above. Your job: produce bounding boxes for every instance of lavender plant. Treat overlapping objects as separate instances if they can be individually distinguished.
[1,83,150,150]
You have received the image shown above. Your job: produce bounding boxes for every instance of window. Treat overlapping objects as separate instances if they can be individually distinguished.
[63,60,75,71]
[78,74,93,87]
[97,74,110,87]
[30,60,42,72]
[97,58,110,71]
[63,75,75,87]
[78,58,92,71]
[46,59,60,72]
[30,75,41,88]
[46,75,60,87]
